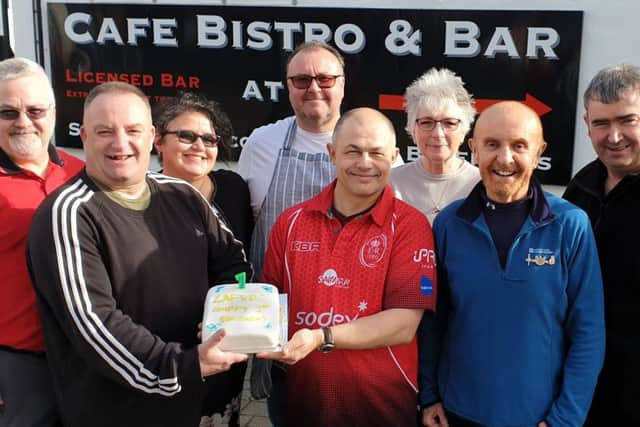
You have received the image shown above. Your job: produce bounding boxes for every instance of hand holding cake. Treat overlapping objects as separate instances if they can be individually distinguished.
[197,329,249,378]
[257,328,324,365]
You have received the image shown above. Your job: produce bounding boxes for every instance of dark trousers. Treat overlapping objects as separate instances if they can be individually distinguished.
[0,348,60,427]
[266,362,287,427]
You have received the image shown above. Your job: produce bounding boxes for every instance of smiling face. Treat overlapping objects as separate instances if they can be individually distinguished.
[585,90,640,180]
[0,74,55,168]
[287,47,345,133]
[80,91,154,195]
[412,101,467,172]
[328,109,398,213]
[469,102,546,203]
[155,111,217,183]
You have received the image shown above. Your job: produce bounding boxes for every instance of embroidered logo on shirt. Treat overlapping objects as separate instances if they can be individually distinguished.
[195,227,205,238]
[525,248,557,266]
[318,268,351,288]
[359,234,388,268]
[290,240,321,252]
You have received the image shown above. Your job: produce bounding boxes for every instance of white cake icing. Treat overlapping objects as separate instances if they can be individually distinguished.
[202,283,281,352]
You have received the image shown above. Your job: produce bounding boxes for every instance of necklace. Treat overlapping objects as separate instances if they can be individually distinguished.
[427,178,452,215]
[422,157,462,216]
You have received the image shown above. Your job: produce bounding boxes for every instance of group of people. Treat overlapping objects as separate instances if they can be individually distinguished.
[0,40,637,427]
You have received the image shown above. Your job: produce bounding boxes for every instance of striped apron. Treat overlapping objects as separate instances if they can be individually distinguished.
[249,120,335,277]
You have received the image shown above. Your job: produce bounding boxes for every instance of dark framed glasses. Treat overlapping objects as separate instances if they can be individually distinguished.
[415,118,462,132]
[0,105,52,121]
[287,74,343,90]
[163,130,220,148]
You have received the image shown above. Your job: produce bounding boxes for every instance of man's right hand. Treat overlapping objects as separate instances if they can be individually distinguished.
[422,402,449,427]
[198,329,249,378]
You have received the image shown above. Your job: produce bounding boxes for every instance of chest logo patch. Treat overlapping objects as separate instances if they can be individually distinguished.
[290,240,320,252]
[359,234,388,268]
[318,268,351,288]
[525,248,557,267]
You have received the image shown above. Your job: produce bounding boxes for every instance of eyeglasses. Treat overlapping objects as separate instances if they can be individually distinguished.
[287,74,343,90]
[415,118,462,132]
[0,105,52,121]
[162,130,220,148]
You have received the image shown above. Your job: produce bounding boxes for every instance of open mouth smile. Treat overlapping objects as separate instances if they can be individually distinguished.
[493,169,517,177]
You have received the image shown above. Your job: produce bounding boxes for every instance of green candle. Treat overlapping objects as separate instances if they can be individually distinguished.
[235,272,246,289]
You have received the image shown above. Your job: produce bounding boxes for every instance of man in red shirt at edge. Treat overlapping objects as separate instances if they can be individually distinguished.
[258,107,437,427]
[0,57,84,425]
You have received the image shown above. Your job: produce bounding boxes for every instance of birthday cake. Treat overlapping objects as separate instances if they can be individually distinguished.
[202,283,283,353]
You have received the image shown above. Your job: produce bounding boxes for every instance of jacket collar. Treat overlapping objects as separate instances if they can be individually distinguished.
[571,158,640,200]
[571,159,607,199]
[457,177,554,226]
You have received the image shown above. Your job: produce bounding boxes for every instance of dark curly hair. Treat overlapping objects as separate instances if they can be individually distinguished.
[152,92,233,161]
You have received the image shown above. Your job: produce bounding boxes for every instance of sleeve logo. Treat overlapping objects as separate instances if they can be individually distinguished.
[420,275,433,296]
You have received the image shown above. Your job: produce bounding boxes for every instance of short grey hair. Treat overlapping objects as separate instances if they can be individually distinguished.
[404,68,476,137]
[0,57,55,104]
[583,64,640,109]
[84,81,150,113]
[286,41,345,76]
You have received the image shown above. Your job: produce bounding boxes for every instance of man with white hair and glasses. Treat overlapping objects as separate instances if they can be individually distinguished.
[0,57,83,426]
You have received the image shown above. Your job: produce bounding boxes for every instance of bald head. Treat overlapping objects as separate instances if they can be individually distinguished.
[475,101,544,147]
[332,107,396,148]
[470,101,547,203]
[327,107,399,215]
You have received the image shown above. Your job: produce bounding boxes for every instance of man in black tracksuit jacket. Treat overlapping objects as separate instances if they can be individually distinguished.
[27,82,251,427]
[564,64,640,426]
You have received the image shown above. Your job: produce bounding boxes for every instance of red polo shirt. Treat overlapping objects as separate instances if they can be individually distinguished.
[0,146,84,351]
[262,181,436,427]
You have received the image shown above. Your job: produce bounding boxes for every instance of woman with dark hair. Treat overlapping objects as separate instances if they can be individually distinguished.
[153,92,253,426]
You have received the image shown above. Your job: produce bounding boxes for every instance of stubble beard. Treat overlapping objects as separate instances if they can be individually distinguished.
[8,135,45,160]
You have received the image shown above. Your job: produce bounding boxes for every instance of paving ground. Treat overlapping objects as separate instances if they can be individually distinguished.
[238,360,271,427]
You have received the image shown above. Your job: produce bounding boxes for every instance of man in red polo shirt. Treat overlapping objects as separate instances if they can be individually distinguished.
[0,57,83,425]
[259,107,436,427]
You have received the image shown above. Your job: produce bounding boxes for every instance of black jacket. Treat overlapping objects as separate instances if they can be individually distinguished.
[27,171,251,427]
[563,159,640,423]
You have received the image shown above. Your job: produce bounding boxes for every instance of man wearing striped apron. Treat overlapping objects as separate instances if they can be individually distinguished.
[238,42,343,426]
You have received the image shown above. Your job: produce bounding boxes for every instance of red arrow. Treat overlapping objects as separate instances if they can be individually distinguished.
[379,93,552,116]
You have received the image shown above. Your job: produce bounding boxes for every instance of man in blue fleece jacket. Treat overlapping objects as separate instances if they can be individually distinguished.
[420,101,605,427]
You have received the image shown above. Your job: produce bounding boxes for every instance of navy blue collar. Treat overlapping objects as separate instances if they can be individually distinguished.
[0,144,62,175]
[457,177,554,225]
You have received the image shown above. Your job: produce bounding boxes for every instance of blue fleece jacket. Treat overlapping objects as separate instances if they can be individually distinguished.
[419,181,605,427]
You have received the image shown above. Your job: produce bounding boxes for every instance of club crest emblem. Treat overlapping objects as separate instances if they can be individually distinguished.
[359,234,388,268]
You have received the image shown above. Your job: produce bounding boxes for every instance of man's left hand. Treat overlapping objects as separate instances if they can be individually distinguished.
[538,422,548,427]
[256,328,323,364]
